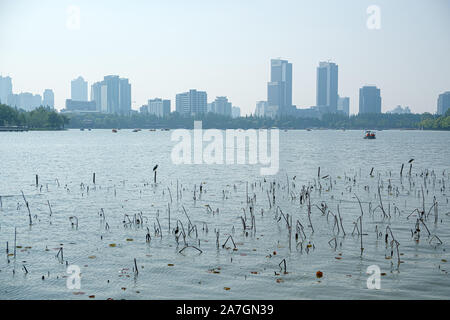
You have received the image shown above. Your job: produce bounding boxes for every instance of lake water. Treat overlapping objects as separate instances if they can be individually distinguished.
[0,129,449,299]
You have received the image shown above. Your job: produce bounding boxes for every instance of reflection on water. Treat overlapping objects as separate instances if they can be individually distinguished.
[0,129,449,299]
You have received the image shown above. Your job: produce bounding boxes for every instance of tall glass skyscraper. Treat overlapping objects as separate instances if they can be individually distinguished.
[43,89,54,108]
[316,61,338,112]
[90,75,131,114]
[437,92,450,115]
[71,76,88,101]
[359,86,382,114]
[0,75,12,104]
[267,59,292,115]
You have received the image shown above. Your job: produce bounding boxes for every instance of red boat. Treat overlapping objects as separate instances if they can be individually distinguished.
[364,130,376,139]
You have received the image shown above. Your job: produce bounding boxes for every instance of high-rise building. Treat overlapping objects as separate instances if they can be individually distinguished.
[176,89,207,115]
[316,61,338,113]
[119,78,131,114]
[267,59,292,116]
[143,98,171,117]
[0,75,12,104]
[231,106,241,118]
[337,96,350,116]
[103,75,120,114]
[208,96,232,116]
[42,89,54,108]
[71,76,88,101]
[437,91,450,115]
[359,86,381,114]
[7,92,42,111]
[90,75,131,114]
[255,101,268,117]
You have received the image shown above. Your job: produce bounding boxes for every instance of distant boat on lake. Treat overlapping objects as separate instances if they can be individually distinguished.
[364,130,376,139]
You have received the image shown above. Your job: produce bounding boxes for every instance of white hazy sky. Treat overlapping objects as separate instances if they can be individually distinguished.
[1,0,449,115]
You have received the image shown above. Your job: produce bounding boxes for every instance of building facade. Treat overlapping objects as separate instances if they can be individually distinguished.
[142,98,171,117]
[255,101,268,117]
[316,61,339,113]
[64,99,97,113]
[90,75,131,114]
[231,106,240,118]
[176,89,207,115]
[7,92,42,111]
[42,89,54,108]
[437,91,450,115]
[208,96,232,116]
[337,96,350,116]
[71,76,88,101]
[267,59,292,116]
[0,75,12,104]
[359,86,381,114]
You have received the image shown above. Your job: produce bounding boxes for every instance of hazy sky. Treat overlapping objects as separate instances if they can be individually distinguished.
[1,0,449,115]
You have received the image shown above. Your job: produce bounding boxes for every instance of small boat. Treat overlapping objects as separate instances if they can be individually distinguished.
[364,130,376,139]
[80,128,85,131]
[112,129,118,133]
[149,129,156,131]
[306,128,312,131]
[132,128,141,132]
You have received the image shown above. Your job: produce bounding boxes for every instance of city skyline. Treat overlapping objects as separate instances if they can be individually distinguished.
[1,0,450,115]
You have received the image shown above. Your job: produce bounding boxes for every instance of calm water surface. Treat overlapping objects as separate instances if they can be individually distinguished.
[0,129,449,299]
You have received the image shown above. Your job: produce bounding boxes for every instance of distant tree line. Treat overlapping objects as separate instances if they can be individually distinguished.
[0,104,68,130]
[418,109,450,130]
[65,110,450,130]
[2,103,448,131]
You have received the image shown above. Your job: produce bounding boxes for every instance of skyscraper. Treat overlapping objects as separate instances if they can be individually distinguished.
[71,76,88,101]
[267,59,292,115]
[316,61,338,113]
[231,106,241,118]
[176,89,207,115]
[119,78,131,114]
[437,91,450,115]
[42,89,54,108]
[90,75,131,114]
[145,98,171,117]
[337,96,350,116]
[6,92,41,111]
[359,86,382,114]
[0,75,12,104]
[255,101,268,117]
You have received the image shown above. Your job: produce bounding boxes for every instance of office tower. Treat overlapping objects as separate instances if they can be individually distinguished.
[119,78,131,114]
[267,59,292,115]
[7,92,41,111]
[209,96,232,116]
[176,89,207,115]
[337,96,350,116]
[91,75,131,114]
[316,61,339,113]
[0,75,13,104]
[103,75,120,114]
[359,86,382,114]
[437,91,450,115]
[43,89,54,108]
[146,98,171,117]
[71,76,88,101]
[255,101,268,117]
[231,106,241,118]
